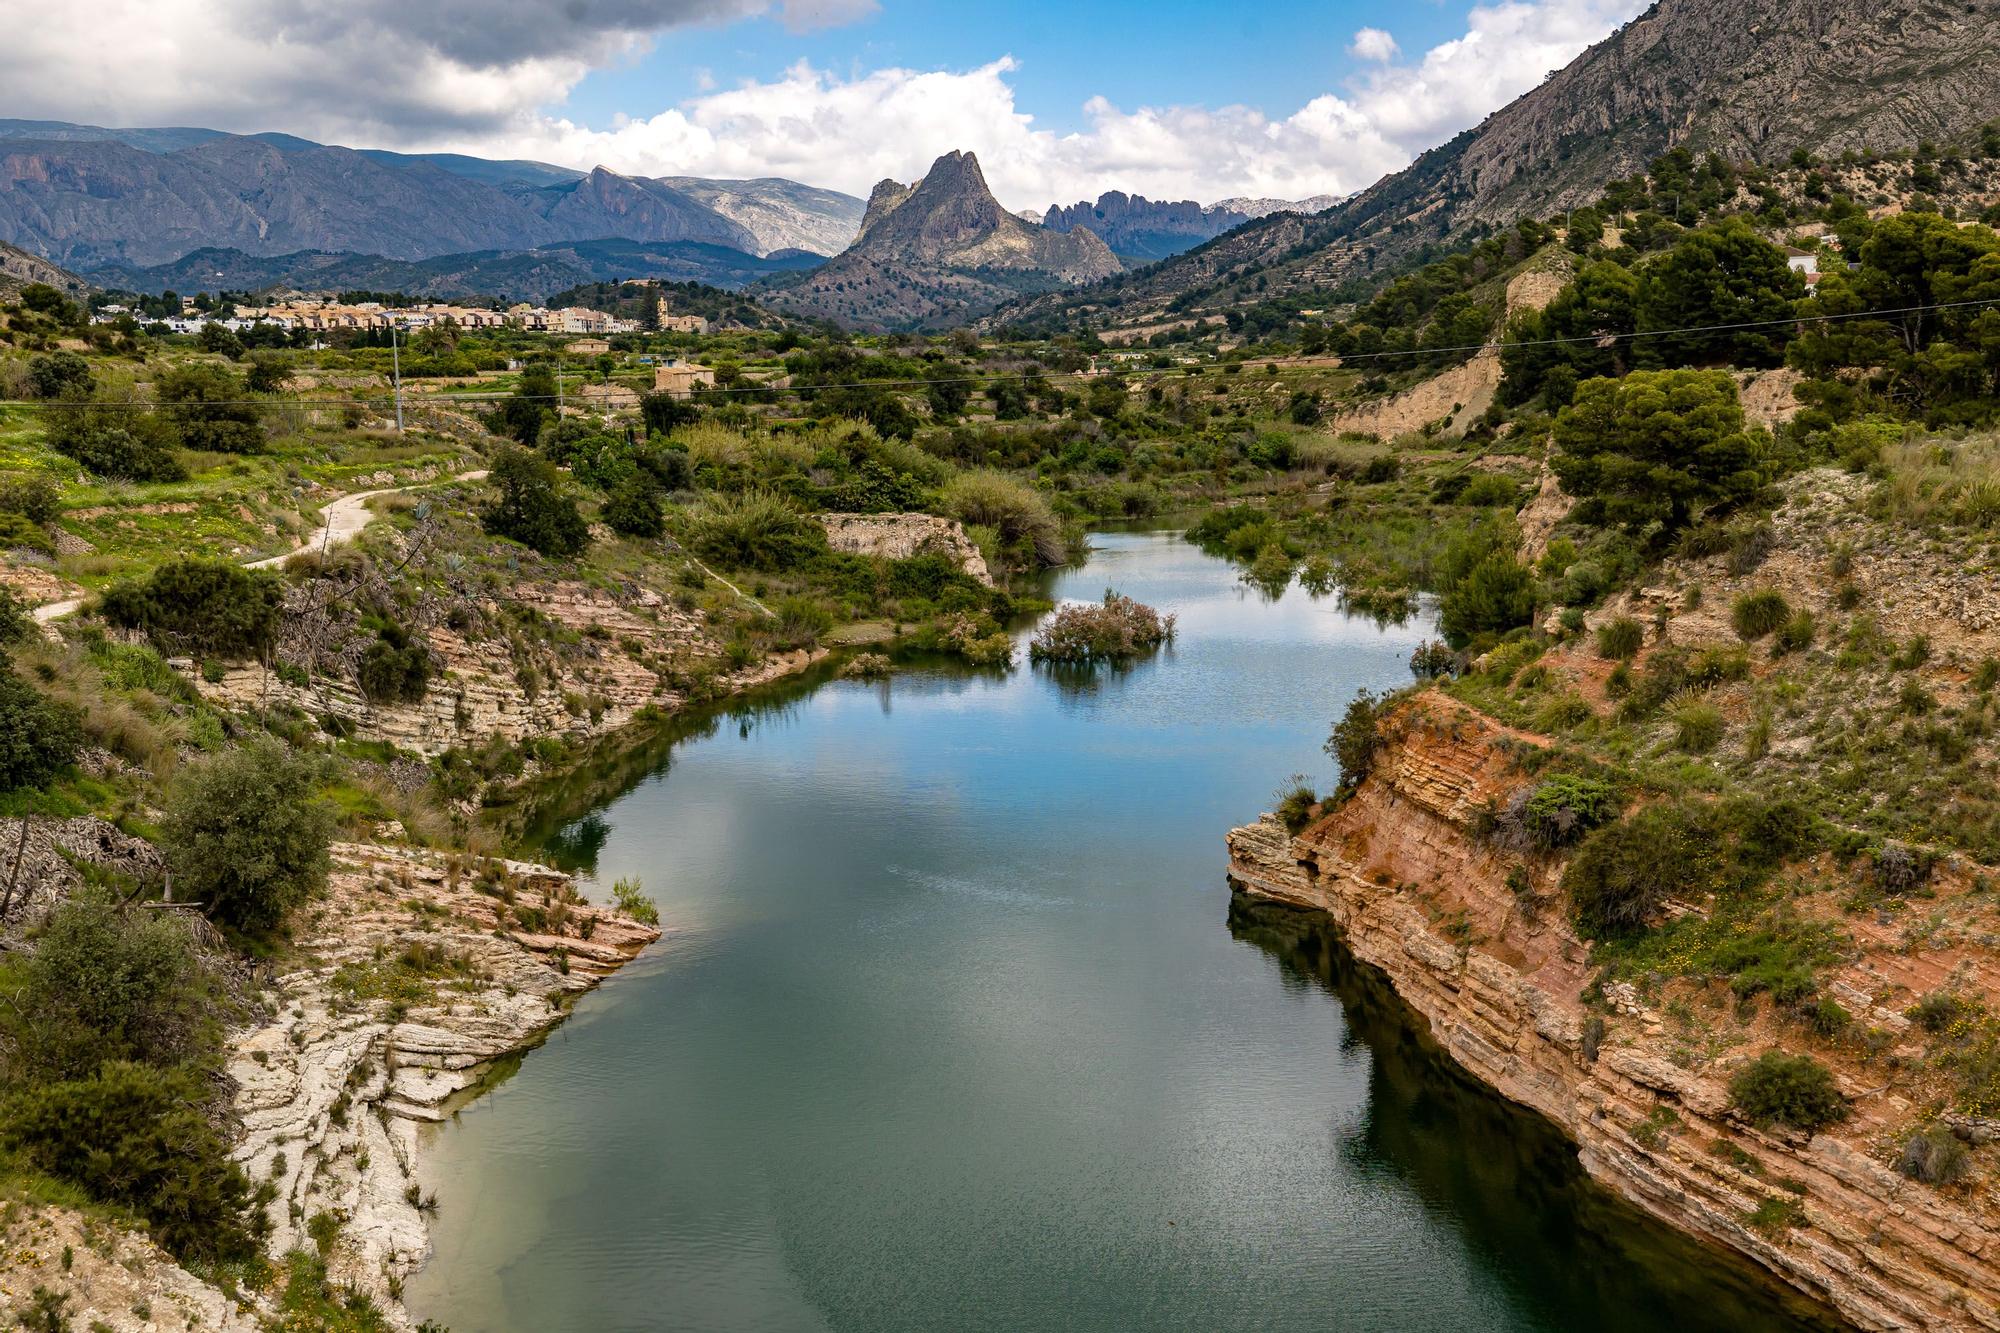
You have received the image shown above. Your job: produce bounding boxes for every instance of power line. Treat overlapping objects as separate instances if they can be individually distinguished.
[1,294,1990,413]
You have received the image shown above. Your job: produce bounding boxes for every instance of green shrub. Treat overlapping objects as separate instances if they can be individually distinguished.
[1897,1126,1972,1185]
[1457,473,1519,506]
[1805,998,1851,1038]
[684,491,827,572]
[46,413,188,482]
[772,594,834,650]
[97,559,282,659]
[1565,797,1815,939]
[603,474,665,540]
[0,473,61,527]
[26,351,92,399]
[943,472,1067,568]
[155,363,265,454]
[162,740,335,934]
[357,621,432,704]
[1326,689,1386,797]
[1596,617,1645,661]
[1727,1051,1848,1132]
[0,667,82,792]
[1274,780,1319,834]
[1772,610,1817,655]
[1732,589,1792,640]
[0,1061,264,1261]
[612,877,659,926]
[1671,697,1725,753]
[482,447,589,557]
[2,899,207,1083]
[1910,990,1974,1033]
[1519,774,1620,849]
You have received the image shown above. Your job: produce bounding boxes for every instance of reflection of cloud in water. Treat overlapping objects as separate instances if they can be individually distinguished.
[885,864,1075,912]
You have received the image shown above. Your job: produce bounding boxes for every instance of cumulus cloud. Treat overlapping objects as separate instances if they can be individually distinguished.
[486,0,1646,206]
[0,0,875,140]
[0,0,1646,207]
[1349,27,1401,63]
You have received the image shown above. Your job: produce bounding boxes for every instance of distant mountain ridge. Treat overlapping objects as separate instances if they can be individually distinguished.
[0,119,865,271]
[1040,192,1251,261]
[999,0,2000,330]
[661,177,867,258]
[84,239,822,303]
[765,150,1120,330]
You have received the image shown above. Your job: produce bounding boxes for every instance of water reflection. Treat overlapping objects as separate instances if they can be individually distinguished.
[1227,896,1847,1333]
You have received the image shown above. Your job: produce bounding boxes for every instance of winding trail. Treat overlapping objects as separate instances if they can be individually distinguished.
[30,470,489,629]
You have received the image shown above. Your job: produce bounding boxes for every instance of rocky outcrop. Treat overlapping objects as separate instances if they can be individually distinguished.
[819,512,993,586]
[0,1208,261,1332]
[1227,698,2000,1333]
[193,578,822,757]
[770,151,1122,329]
[659,176,866,258]
[229,842,658,1323]
[0,815,160,922]
[1041,192,1251,262]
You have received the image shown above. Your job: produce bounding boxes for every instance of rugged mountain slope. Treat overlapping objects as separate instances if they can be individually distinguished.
[0,237,88,297]
[661,176,866,257]
[0,124,768,269]
[1003,0,2000,331]
[1041,192,1252,261]
[1212,194,1346,219]
[518,167,758,252]
[87,238,819,302]
[765,150,1120,329]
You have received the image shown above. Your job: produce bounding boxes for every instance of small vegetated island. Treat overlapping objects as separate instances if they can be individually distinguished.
[1028,591,1176,665]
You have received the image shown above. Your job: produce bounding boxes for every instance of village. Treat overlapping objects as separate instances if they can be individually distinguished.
[92,289,714,338]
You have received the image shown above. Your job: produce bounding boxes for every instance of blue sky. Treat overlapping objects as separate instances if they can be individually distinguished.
[561,2,1472,138]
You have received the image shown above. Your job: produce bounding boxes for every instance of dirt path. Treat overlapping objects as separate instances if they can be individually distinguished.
[31,470,488,629]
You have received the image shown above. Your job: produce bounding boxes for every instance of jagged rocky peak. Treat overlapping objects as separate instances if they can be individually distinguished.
[768,148,1120,329]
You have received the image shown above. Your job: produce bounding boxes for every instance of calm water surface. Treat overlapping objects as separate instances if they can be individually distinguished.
[406,531,1838,1333]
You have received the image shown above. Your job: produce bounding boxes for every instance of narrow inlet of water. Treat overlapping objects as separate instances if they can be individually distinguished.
[405,530,1841,1333]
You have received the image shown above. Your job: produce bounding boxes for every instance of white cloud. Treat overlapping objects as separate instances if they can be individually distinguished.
[0,0,1647,209]
[1349,28,1400,63]
[480,0,1646,207]
[0,0,874,140]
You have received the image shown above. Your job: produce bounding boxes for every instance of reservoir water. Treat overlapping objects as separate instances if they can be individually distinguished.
[405,530,1838,1333]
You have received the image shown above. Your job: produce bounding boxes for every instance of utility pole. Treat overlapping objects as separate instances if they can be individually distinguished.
[389,318,406,433]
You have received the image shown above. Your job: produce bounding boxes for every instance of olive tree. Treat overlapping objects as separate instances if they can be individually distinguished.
[161,740,334,933]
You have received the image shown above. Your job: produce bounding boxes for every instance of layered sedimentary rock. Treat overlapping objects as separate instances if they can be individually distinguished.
[819,512,992,586]
[229,843,659,1320]
[1227,698,2000,1333]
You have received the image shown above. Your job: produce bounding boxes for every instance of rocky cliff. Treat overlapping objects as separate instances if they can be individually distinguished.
[1041,192,1251,262]
[768,150,1121,329]
[819,513,992,586]
[664,176,866,258]
[1228,697,2000,1333]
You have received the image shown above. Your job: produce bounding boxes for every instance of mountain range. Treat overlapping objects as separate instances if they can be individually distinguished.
[0,119,866,283]
[84,239,822,305]
[999,0,2000,332]
[1040,193,1258,262]
[765,150,1122,329]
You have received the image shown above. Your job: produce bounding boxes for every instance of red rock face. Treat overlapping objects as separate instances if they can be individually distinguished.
[1228,696,2000,1333]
